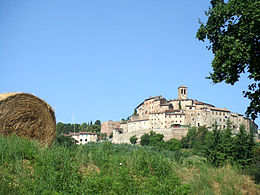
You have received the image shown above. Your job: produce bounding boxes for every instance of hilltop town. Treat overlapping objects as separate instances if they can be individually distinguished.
[101,86,258,144]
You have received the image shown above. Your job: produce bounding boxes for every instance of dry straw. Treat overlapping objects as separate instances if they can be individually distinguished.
[0,93,56,145]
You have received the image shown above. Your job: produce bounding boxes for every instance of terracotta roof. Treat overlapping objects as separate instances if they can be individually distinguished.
[165,109,180,112]
[64,132,98,136]
[136,96,165,109]
[178,86,187,88]
[150,111,165,114]
[166,113,185,115]
[129,119,149,122]
[161,103,171,106]
[194,100,215,107]
[209,107,230,112]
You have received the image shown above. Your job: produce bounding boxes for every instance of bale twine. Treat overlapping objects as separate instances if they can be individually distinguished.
[0,93,56,145]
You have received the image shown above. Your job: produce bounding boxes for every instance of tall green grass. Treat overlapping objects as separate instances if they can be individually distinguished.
[0,136,189,194]
[1,135,259,194]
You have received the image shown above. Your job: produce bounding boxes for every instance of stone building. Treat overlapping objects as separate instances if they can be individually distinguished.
[101,86,258,144]
[101,120,121,136]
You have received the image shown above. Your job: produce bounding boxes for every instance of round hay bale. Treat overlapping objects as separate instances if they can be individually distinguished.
[0,93,56,145]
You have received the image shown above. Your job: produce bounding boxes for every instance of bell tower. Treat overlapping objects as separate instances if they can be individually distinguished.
[178,86,187,100]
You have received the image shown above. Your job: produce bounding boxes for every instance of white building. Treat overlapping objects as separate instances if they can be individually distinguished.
[65,132,98,144]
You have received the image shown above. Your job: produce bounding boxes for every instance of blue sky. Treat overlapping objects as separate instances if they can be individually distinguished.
[1,0,259,127]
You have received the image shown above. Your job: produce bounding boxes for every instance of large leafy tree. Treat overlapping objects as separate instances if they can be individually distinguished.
[197,0,260,120]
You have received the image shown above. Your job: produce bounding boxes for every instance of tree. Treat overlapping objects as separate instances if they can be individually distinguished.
[133,109,138,116]
[140,131,164,147]
[197,0,260,120]
[95,120,101,126]
[80,122,88,131]
[130,135,138,144]
[233,125,255,166]
[164,139,182,152]
[55,135,77,146]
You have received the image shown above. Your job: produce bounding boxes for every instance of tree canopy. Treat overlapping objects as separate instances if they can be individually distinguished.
[196,0,260,120]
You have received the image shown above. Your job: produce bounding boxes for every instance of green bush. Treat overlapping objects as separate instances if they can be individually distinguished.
[130,135,138,144]
[164,138,183,152]
[182,124,256,167]
[140,131,164,147]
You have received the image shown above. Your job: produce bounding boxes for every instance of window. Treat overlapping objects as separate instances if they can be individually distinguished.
[80,139,82,142]
[85,139,87,142]
[198,123,200,127]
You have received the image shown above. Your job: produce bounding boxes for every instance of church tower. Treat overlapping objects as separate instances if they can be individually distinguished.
[178,86,188,100]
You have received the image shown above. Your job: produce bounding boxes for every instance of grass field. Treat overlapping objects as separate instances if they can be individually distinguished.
[0,135,259,194]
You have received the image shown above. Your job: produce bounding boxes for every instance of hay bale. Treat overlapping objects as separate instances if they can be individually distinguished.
[0,93,56,145]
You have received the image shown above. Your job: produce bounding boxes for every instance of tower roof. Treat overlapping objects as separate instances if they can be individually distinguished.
[178,86,187,88]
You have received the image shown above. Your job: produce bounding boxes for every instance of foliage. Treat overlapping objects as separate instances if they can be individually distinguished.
[196,0,260,120]
[130,135,138,144]
[183,123,256,167]
[0,135,190,194]
[133,108,138,116]
[55,134,77,147]
[140,131,164,147]
[56,120,101,135]
[176,162,260,194]
[139,131,183,153]
[181,126,208,150]
[164,139,183,152]
[99,133,108,141]
[1,135,259,194]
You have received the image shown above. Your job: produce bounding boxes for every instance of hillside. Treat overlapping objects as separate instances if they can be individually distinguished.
[0,135,259,194]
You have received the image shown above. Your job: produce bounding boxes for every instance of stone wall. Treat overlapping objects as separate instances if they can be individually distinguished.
[101,121,120,136]
[112,127,189,144]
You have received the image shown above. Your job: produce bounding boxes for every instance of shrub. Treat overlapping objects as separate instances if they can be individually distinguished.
[164,138,182,152]
[55,134,77,146]
[130,135,138,144]
[140,131,164,147]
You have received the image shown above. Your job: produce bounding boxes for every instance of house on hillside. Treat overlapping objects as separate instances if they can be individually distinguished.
[64,132,98,145]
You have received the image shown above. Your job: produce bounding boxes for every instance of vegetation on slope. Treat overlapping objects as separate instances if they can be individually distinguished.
[1,134,260,194]
[0,135,189,194]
